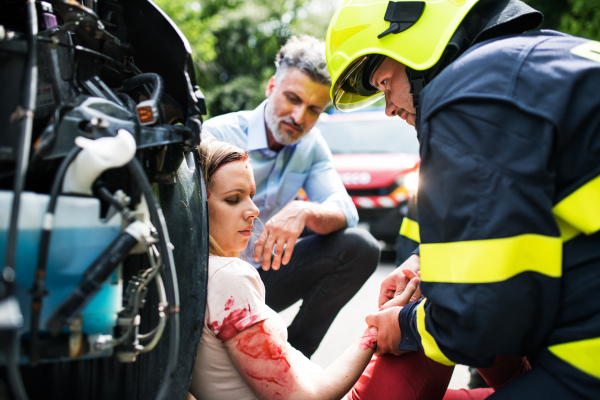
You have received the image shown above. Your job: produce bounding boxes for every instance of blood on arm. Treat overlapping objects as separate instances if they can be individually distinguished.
[204,261,377,400]
[209,296,266,343]
[358,327,378,352]
[225,320,298,399]
[224,319,379,400]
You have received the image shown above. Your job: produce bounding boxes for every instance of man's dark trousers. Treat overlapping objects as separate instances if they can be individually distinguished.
[258,227,380,358]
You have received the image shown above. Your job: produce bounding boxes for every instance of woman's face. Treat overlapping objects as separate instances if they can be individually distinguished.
[207,159,259,254]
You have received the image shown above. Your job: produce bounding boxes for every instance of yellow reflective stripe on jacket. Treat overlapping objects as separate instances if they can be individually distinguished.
[553,174,600,236]
[549,337,600,379]
[400,217,420,243]
[420,234,562,283]
[554,216,580,242]
[416,300,455,366]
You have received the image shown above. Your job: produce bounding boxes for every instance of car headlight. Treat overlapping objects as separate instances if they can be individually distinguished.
[396,171,419,192]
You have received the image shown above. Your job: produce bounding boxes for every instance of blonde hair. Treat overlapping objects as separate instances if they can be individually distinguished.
[198,137,249,257]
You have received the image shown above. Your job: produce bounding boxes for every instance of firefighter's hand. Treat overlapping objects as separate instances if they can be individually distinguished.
[367,277,419,356]
[380,276,420,310]
[254,201,310,271]
[378,254,422,308]
[365,307,406,356]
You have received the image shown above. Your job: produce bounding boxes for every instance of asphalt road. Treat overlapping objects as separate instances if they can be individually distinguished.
[278,254,471,390]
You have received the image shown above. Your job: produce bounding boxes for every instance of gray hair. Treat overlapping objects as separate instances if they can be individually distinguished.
[274,35,331,87]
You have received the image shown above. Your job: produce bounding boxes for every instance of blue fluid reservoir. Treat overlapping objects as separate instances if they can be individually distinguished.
[0,190,123,341]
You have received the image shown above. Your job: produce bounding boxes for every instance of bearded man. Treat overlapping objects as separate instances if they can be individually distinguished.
[201,35,380,358]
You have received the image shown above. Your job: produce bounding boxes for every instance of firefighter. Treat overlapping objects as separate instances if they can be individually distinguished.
[396,196,419,266]
[326,0,600,398]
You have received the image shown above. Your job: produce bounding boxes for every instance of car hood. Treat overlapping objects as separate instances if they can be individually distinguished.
[332,153,420,189]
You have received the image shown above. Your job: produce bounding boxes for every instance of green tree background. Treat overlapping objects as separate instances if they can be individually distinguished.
[154,0,336,117]
[154,0,600,118]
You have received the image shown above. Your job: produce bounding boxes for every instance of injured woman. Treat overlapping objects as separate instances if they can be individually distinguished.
[187,137,527,400]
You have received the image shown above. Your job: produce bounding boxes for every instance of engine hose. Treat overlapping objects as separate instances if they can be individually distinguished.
[4,0,38,293]
[116,92,138,112]
[29,146,82,366]
[35,38,129,72]
[120,73,164,105]
[124,63,168,123]
[137,273,168,354]
[5,2,38,399]
[127,158,179,400]
[6,332,28,400]
[126,62,153,100]
[138,246,164,343]
[93,184,136,224]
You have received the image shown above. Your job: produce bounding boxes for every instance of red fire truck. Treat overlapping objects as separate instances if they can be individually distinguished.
[316,110,420,247]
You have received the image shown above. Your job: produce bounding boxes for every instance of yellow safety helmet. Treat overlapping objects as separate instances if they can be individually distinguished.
[326,0,480,111]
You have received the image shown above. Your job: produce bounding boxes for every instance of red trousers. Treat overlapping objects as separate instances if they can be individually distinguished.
[345,350,530,400]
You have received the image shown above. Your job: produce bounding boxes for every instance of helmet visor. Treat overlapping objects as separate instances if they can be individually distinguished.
[332,56,384,112]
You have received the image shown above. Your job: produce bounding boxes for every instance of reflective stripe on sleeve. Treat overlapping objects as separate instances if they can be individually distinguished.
[416,299,456,366]
[554,216,581,242]
[549,337,600,379]
[420,234,562,283]
[553,174,600,236]
[400,217,420,243]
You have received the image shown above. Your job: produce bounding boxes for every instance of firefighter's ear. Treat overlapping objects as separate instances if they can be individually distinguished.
[265,76,277,97]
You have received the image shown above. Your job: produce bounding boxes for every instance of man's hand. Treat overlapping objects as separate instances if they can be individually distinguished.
[378,254,422,308]
[366,277,419,356]
[254,201,311,271]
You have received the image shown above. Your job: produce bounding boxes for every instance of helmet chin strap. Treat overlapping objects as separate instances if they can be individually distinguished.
[403,25,467,130]
[405,67,426,131]
[405,67,426,111]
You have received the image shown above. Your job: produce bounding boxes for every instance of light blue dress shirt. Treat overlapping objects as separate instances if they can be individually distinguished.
[201,100,358,243]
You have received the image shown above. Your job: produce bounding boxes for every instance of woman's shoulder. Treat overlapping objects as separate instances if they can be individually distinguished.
[208,256,261,283]
[205,256,268,336]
